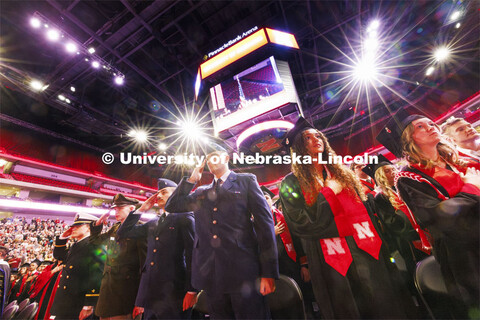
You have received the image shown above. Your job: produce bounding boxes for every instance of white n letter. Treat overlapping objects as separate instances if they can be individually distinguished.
[353,222,374,239]
[324,238,345,255]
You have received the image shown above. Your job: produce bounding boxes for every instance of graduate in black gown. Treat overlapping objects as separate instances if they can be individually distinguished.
[377,110,480,316]
[279,117,407,319]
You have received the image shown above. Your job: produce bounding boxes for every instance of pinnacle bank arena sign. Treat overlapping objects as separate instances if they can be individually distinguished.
[200,27,299,79]
[207,26,259,59]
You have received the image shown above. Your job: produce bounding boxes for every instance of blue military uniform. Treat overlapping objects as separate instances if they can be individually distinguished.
[117,207,195,319]
[166,171,279,319]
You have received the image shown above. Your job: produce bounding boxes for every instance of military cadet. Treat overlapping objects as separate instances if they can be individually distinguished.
[89,194,147,319]
[165,145,278,319]
[117,178,196,319]
[50,213,104,320]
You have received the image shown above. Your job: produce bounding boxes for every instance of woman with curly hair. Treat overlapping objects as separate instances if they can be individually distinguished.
[377,110,480,315]
[279,117,405,319]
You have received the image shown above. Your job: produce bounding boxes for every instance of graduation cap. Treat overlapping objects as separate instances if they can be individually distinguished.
[40,260,54,266]
[20,263,30,268]
[111,194,139,208]
[31,259,41,266]
[260,186,275,198]
[157,178,177,190]
[376,108,425,158]
[282,116,315,148]
[362,154,393,181]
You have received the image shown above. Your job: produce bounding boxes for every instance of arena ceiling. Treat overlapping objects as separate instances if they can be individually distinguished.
[1,0,479,158]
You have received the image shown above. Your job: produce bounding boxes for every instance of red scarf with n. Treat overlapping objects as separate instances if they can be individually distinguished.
[272,208,297,262]
[304,187,382,276]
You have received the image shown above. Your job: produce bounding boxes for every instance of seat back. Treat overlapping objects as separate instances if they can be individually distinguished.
[4,301,17,312]
[13,302,37,320]
[2,304,18,320]
[193,290,209,315]
[267,275,306,320]
[16,300,29,314]
[415,256,448,295]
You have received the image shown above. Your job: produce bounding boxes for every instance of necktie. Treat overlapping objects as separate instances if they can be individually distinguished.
[215,179,222,192]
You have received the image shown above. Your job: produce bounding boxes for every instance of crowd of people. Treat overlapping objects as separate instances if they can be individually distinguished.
[0,113,478,320]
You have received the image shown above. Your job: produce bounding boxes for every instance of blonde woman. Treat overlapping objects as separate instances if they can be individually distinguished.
[377,110,480,314]
[280,117,405,319]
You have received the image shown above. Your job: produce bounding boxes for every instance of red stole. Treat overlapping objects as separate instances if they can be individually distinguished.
[305,187,382,276]
[410,163,480,198]
[272,208,297,262]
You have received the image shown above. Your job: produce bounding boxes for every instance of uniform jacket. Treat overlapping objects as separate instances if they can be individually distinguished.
[116,211,195,313]
[89,221,147,317]
[165,171,279,294]
[50,236,103,319]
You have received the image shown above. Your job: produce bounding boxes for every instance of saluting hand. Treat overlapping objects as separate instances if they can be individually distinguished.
[138,192,159,213]
[60,228,73,239]
[187,159,206,184]
[95,212,110,226]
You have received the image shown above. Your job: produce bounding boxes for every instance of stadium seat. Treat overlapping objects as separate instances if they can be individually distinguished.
[15,299,29,314]
[13,302,37,320]
[267,275,306,320]
[2,304,18,320]
[193,275,307,320]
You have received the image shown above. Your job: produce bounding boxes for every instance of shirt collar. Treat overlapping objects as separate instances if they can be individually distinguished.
[214,170,231,184]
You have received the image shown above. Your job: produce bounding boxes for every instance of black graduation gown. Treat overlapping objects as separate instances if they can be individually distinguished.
[397,165,480,310]
[373,192,427,275]
[280,173,405,319]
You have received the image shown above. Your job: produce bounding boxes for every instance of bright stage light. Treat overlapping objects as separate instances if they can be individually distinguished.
[114,76,124,85]
[88,47,95,54]
[433,47,450,62]
[46,29,60,41]
[135,130,148,142]
[158,143,167,151]
[30,80,44,91]
[58,94,65,101]
[353,59,378,82]
[455,23,461,29]
[128,129,136,137]
[450,11,461,22]
[65,98,71,104]
[30,17,41,28]
[180,121,203,140]
[367,20,380,33]
[65,42,77,53]
[92,61,100,69]
[70,86,76,92]
[425,66,435,76]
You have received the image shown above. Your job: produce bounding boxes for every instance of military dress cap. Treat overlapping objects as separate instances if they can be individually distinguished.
[282,116,316,148]
[111,193,139,208]
[70,212,98,226]
[376,108,425,158]
[158,178,178,190]
[203,140,228,154]
[362,154,392,181]
[261,186,275,198]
